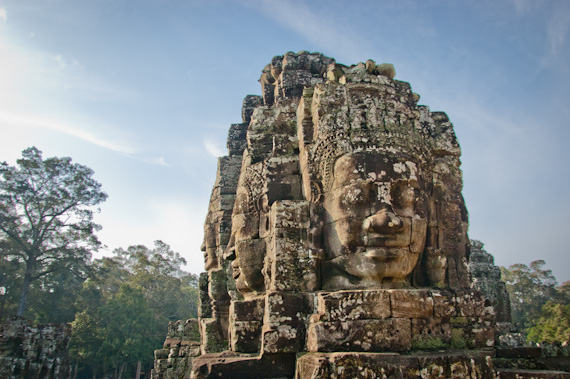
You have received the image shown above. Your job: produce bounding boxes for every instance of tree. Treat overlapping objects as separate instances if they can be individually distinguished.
[70,242,199,378]
[114,241,199,322]
[0,147,107,317]
[501,260,558,330]
[527,301,570,343]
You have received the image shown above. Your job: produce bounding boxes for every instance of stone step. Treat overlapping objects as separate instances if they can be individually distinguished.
[497,369,570,378]
[495,346,543,359]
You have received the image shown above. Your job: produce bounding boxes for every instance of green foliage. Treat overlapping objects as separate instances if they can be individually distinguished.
[0,148,200,377]
[527,301,570,343]
[450,329,467,349]
[113,241,199,322]
[500,260,557,330]
[70,241,199,378]
[501,261,570,343]
[0,147,107,317]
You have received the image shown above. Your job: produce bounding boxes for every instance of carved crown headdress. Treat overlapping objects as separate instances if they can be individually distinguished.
[299,82,460,192]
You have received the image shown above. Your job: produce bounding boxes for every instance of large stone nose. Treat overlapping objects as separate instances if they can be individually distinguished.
[364,207,404,234]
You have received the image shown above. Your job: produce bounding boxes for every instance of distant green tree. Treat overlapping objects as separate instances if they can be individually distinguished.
[71,283,158,379]
[70,242,199,378]
[25,264,86,323]
[556,281,570,304]
[500,260,558,330]
[0,147,107,316]
[99,284,158,378]
[114,241,199,323]
[527,301,570,343]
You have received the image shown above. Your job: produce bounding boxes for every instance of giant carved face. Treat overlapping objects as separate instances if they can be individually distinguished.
[320,151,428,289]
[202,224,218,271]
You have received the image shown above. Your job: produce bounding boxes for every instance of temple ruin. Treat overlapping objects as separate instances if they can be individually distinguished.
[152,52,570,379]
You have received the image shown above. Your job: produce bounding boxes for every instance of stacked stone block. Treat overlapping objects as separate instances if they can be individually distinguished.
[0,318,71,379]
[152,320,201,379]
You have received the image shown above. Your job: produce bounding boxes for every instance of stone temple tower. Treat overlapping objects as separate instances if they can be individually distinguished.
[151,52,570,379]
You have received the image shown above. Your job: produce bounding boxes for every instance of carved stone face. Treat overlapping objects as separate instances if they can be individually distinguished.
[202,225,218,271]
[230,190,265,295]
[320,151,428,289]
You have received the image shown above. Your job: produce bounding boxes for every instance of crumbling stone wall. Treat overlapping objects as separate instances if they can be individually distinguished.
[0,318,71,379]
[469,239,512,324]
[151,319,200,379]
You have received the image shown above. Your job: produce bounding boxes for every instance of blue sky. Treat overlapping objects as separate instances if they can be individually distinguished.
[1,0,569,282]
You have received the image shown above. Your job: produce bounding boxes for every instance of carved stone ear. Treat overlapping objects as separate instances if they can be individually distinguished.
[310,180,323,203]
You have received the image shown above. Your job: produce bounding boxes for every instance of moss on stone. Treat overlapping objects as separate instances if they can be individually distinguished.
[411,337,448,350]
[450,329,467,349]
[450,317,468,325]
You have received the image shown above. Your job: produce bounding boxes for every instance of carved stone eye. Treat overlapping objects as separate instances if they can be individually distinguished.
[391,180,419,210]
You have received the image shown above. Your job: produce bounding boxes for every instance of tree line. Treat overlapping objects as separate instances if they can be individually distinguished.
[0,147,198,378]
[501,260,570,344]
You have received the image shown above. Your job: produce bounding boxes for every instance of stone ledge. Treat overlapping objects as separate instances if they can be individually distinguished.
[296,350,496,379]
[497,369,570,379]
[191,352,296,379]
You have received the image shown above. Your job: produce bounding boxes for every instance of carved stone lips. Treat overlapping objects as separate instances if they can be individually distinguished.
[365,233,410,248]
[363,247,409,259]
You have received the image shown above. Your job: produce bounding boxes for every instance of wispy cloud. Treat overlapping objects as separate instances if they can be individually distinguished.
[241,0,363,61]
[203,138,226,157]
[151,157,169,166]
[53,54,84,71]
[511,0,534,14]
[0,111,137,154]
[0,8,6,22]
[545,6,570,61]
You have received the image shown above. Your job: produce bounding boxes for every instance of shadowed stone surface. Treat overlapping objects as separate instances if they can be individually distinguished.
[0,318,71,379]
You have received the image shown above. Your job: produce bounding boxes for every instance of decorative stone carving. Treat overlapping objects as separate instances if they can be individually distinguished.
[152,51,570,378]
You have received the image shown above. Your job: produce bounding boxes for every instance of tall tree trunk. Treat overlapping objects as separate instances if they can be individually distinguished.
[135,361,142,379]
[16,262,34,317]
[118,362,126,379]
[0,288,6,322]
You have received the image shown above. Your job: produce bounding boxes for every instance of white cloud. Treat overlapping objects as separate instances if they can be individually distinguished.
[151,157,169,166]
[156,157,169,166]
[0,8,6,22]
[0,111,138,154]
[54,54,67,69]
[53,54,84,72]
[203,137,226,157]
